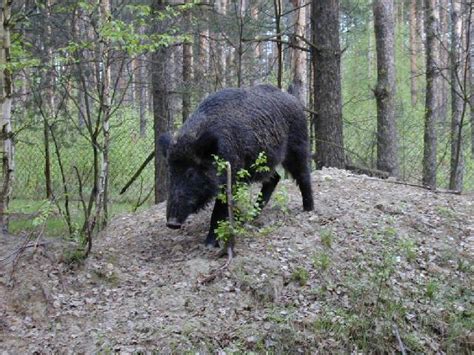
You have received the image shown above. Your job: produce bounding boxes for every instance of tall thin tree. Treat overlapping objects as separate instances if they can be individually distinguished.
[409,0,418,105]
[153,0,171,203]
[0,0,13,233]
[289,0,307,104]
[373,0,399,177]
[423,0,440,188]
[449,0,465,190]
[311,0,345,169]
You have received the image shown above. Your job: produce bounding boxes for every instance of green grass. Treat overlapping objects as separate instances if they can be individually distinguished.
[8,198,151,237]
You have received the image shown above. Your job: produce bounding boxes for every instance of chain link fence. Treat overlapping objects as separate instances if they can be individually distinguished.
[9,100,473,235]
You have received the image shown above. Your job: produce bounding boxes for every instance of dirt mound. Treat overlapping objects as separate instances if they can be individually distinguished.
[1,168,473,353]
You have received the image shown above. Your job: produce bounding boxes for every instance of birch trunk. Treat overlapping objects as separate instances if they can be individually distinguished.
[0,0,12,233]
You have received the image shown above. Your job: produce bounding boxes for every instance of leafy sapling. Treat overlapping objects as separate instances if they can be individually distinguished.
[212,153,271,245]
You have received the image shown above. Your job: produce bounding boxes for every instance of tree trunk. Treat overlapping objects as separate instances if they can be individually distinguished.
[439,0,449,125]
[0,0,13,233]
[470,5,474,157]
[409,0,418,105]
[311,0,345,169]
[422,0,440,188]
[97,0,112,229]
[195,8,209,95]
[274,0,283,89]
[250,3,260,86]
[182,0,193,122]
[416,0,425,56]
[373,0,399,177]
[153,0,170,204]
[44,0,54,200]
[139,51,148,137]
[449,0,465,190]
[290,0,307,104]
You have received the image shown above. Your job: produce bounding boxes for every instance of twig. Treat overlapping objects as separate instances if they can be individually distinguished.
[198,162,235,284]
[393,324,407,355]
[120,151,155,195]
[359,175,462,195]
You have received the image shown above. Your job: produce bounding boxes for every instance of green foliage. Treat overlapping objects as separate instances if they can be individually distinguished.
[320,229,334,248]
[399,238,417,262]
[213,153,273,243]
[313,252,331,271]
[30,200,54,227]
[425,279,439,300]
[272,186,289,213]
[291,267,309,286]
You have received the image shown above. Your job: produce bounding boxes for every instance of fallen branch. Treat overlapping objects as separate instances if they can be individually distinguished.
[359,175,462,195]
[393,324,408,355]
[120,151,155,195]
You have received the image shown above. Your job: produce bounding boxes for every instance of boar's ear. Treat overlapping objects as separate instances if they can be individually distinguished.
[158,132,173,157]
[195,131,219,162]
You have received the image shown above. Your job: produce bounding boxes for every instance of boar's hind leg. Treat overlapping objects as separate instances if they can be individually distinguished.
[258,171,281,209]
[283,149,314,211]
[205,198,228,247]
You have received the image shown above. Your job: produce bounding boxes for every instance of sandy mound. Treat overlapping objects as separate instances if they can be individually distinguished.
[1,168,473,353]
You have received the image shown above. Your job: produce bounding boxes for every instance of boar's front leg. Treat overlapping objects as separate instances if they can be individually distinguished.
[204,198,228,247]
[258,171,281,209]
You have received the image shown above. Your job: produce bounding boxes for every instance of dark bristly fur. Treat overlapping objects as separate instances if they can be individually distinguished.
[159,84,314,246]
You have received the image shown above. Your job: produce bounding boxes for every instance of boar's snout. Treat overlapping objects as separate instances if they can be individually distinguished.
[166,218,182,229]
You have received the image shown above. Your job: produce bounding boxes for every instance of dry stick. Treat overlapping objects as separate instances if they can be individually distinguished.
[393,324,408,355]
[120,151,155,195]
[358,175,462,195]
[199,162,235,284]
[224,161,235,260]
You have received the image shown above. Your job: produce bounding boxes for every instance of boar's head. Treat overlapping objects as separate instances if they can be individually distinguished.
[158,131,220,229]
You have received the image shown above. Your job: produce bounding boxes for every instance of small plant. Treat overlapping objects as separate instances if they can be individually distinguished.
[426,279,439,300]
[213,153,270,243]
[32,200,54,226]
[313,252,331,271]
[273,185,289,213]
[399,238,417,262]
[291,267,309,286]
[320,229,333,248]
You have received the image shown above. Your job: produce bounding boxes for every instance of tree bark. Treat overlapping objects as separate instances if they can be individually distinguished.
[470,4,474,157]
[422,0,440,188]
[274,0,283,89]
[44,0,54,200]
[182,0,193,122]
[409,0,418,105]
[97,0,112,229]
[138,50,148,136]
[0,0,13,233]
[152,0,171,204]
[290,0,307,104]
[449,0,466,190]
[373,0,399,177]
[311,0,345,169]
[439,0,449,125]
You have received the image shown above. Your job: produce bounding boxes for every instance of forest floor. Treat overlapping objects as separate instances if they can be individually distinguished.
[0,168,473,353]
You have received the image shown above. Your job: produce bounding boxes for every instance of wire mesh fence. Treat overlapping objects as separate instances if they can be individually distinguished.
[8,90,473,236]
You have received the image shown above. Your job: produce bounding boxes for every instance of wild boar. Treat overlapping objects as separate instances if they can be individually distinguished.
[159,84,314,246]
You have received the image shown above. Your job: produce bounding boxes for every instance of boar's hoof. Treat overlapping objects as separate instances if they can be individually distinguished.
[166,218,182,229]
[204,235,219,248]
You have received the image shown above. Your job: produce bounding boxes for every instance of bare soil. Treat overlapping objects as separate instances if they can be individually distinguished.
[1,168,473,353]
